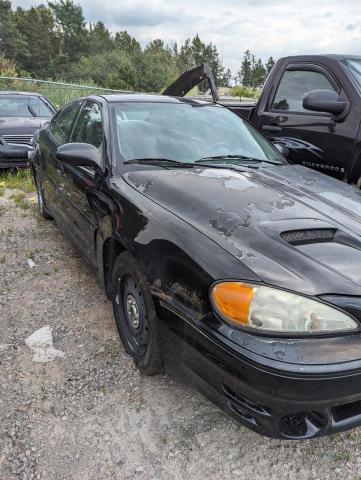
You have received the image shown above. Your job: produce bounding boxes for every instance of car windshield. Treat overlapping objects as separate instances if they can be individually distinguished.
[111,101,285,165]
[0,95,52,118]
[342,59,361,92]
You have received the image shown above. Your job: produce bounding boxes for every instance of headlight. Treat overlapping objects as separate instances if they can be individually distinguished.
[211,282,359,333]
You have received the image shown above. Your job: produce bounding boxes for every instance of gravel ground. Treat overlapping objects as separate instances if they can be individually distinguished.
[1,186,361,480]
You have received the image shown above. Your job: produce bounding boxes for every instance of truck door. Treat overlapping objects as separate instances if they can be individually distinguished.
[257,63,356,179]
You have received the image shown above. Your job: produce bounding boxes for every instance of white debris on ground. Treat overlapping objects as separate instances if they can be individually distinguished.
[27,258,36,269]
[25,325,65,362]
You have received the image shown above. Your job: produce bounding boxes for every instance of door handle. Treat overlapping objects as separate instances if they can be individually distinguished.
[262,125,282,132]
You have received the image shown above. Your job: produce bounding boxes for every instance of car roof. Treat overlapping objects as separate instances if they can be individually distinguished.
[0,90,45,97]
[93,93,212,105]
[280,54,361,62]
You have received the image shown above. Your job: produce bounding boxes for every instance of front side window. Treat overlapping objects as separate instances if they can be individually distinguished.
[111,102,285,164]
[272,69,336,112]
[342,59,361,93]
[71,102,103,148]
[50,101,81,144]
[39,98,54,117]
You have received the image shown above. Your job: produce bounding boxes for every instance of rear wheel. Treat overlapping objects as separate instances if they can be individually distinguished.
[35,171,52,220]
[111,252,163,375]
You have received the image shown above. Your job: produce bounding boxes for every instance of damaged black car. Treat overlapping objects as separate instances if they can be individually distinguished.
[32,91,361,440]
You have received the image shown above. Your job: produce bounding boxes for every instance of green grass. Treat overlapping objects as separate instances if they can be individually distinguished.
[334,451,352,462]
[10,191,30,209]
[0,169,35,193]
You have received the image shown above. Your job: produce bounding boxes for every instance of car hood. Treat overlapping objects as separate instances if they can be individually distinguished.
[124,164,361,296]
[0,117,48,134]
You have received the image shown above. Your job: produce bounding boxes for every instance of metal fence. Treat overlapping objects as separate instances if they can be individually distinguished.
[0,76,131,108]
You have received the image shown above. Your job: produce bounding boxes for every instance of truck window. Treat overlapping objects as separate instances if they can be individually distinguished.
[272,70,336,112]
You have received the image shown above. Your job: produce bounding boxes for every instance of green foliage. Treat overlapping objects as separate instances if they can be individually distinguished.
[14,5,58,78]
[0,0,276,96]
[237,50,275,88]
[138,40,178,92]
[231,85,261,99]
[0,52,17,75]
[177,34,226,88]
[0,0,28,60]
[0,168,35,192]
[69,50,137,90]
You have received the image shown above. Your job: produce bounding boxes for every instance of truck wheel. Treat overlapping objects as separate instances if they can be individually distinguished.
[111,252,163,375]
[35,171,52,220]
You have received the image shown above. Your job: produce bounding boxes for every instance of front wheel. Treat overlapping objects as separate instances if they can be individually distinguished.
[111,252,163,375]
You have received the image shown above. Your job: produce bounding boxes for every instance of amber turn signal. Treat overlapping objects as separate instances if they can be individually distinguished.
[211,282,254,325]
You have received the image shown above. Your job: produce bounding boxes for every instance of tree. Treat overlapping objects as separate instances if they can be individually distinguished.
[0,52,17,75]
[68,50,137,90]
[114,31,141,56]
[266,56,275,74]
[177,34,225,87]
[0,0,28,61]
[238,50,252,86]
[14,5,59,78]
[219,68,232,87]
[88,22,113,54]
[48,0,88,66]
[252,58,266,88]
[237,51,272,87]
[138,39,178,92]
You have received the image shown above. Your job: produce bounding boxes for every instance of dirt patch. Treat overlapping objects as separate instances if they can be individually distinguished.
[1,187,361,480]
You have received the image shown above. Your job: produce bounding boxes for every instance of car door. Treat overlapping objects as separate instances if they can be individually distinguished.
[40,100,83,226]
[257,64,356,178]
[57,100,105,267]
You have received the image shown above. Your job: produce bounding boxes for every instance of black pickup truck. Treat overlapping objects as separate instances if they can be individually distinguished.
[165,56,361,184]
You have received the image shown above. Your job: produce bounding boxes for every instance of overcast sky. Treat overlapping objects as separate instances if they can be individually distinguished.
[11,0,361,74]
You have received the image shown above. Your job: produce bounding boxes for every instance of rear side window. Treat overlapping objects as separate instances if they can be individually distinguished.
[50,101,81,144]
[71,101,103,148]
[272,70,336,112]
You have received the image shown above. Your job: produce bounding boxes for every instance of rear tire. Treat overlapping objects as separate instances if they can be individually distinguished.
[111,252,163,375]
[35,171,52,220]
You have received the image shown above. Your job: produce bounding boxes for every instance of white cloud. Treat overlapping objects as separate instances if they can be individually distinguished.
[11,0,361,75]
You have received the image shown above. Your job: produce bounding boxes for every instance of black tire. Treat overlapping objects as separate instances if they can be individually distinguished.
[111,252,163,375]
[35,171,52,220]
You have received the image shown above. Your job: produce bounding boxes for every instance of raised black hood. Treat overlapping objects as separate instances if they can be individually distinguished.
[124,164,361,297]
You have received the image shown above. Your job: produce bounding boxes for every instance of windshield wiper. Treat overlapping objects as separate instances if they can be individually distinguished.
[196,155,282,166]
[123,157,194,167]
[28,105,38,117]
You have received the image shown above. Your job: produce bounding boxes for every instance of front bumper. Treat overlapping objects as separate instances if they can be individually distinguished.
[158,303,361,439]
[0,141,32,169]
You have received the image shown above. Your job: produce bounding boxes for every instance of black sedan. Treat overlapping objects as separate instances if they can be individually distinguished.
[32,93,361,440]
[0,91,56,168]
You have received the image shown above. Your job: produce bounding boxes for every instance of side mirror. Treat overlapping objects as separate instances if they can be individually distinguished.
[302,89,349,116]
[274,143,289,158]
[56,143,102,170]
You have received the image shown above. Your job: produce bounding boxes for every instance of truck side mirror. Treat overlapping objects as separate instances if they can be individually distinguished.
[302,90,349,116]
[274,143,289,158]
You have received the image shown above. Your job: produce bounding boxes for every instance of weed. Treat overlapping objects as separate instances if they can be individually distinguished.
[335,451,351,462]
[0,169,35,193]
[10,192,30,209]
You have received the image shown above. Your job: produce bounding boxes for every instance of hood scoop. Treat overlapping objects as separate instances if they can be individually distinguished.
[280,228,336,246]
